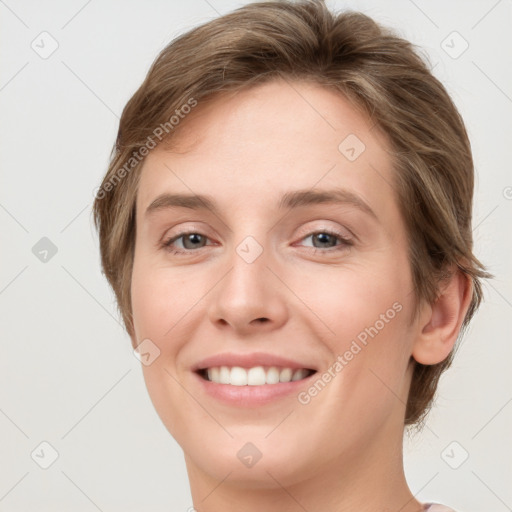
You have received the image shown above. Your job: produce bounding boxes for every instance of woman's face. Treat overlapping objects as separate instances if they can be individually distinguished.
[131,79,421,487]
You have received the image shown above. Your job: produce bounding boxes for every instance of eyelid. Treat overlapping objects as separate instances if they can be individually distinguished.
[159,221,213,245]
[293,228,353,252]
[161,230,215,251]
[294,222,353,240]
[161,226,354,256]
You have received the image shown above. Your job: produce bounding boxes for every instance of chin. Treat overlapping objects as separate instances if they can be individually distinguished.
[181,429,323,490]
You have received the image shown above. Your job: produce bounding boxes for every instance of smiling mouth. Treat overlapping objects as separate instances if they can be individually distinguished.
[197,366,317,386]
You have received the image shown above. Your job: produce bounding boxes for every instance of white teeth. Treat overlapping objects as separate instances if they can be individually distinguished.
[208,367,219,382]
[219,366,230,384]
[291,368,308,381]
[279,368,293,382]
[203,366,313,385]
[266,366,280,384]
[230,367,248,386]
[247,366,266,386]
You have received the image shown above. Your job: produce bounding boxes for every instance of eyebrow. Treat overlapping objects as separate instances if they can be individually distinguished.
[144,188,378,220]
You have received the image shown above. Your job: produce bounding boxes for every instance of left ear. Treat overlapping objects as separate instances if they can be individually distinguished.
[412,267,473,365]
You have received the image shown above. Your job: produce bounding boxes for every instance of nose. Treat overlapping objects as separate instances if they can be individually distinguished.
[207,239,289,336]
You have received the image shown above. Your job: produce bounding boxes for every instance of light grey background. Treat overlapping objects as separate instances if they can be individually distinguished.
[0,0,511,510]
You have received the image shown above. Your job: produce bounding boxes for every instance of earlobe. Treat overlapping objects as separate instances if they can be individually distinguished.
[412,269,473,365]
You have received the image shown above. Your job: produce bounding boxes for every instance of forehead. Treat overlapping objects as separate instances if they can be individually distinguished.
[136,79,397,220]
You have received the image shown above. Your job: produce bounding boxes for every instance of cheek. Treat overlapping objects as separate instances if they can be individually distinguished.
[131,266,160,342]
[287,260,408,344]
[320,316,411,440]
[292,261,412,399]
[131,259,202,342]
[131,261,200,436]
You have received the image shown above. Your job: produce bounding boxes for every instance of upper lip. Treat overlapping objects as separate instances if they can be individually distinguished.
[192,352,317,372]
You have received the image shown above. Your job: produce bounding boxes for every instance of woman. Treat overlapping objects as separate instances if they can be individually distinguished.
[93,1,489,510]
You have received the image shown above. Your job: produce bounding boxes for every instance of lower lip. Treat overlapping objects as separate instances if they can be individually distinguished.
[193,371,316,406]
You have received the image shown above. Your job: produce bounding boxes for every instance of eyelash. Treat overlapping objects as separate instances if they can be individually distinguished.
[161,229,353,256]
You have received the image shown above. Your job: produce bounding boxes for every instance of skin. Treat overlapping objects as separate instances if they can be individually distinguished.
[130,79,472,512]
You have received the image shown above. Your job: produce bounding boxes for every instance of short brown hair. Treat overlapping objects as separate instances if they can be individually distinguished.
[93,0,490,427]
